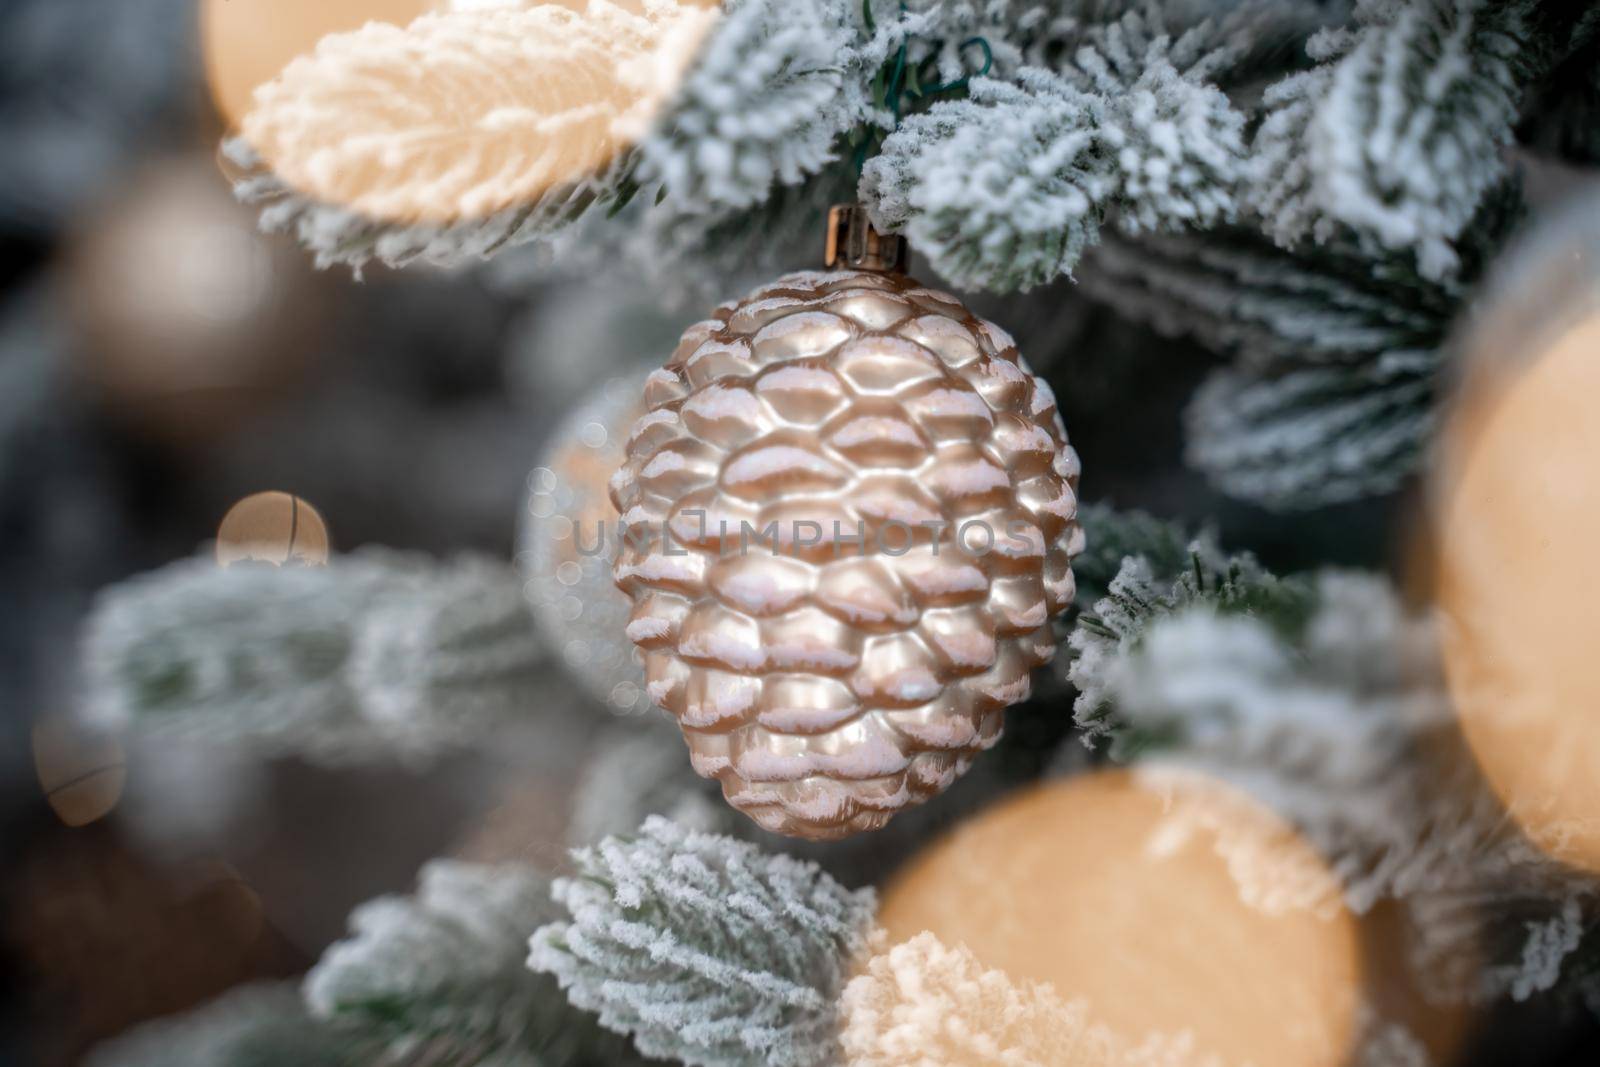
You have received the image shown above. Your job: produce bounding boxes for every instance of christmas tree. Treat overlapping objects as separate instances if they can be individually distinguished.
[7,1,1600,1065]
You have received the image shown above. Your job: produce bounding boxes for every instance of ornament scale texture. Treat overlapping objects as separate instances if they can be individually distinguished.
[610,268,1082,839]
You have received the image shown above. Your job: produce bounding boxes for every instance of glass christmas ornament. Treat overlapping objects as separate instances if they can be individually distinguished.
[609,207,1083,839]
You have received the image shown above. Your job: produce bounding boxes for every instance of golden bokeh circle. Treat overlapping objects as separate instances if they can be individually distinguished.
[876,769,1363,1067]
[216,491,331,567]
[1436,312,1600,872]
[32,716,127,828]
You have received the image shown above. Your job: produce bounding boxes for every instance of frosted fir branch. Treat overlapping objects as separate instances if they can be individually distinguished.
[633,0,866,213]
[614,161,862,302]
[1184,359,1436,509]
[84,983,364,1067]
[1250,0,1539,280]
[224,136,636,274]
[862,12,1249,291]
[1076,566,1596,1002]
[306,860,645,1066]
[1080,228,1460,371]
[1076,191,1522,509]
[219,0,1333,281]
[1069,546,1314,749]
[884,0,1337,92]
[81,549,542,766]
[529,816,876,1067]
[1072,502,1206,606]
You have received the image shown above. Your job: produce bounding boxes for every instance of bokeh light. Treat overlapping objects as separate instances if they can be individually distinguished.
[32,716,127,828]
[216,491,331,567]
[1436,309,1600,873]
[876,768,1363,1067]
[202,0,432,128]
[61,156,319,448]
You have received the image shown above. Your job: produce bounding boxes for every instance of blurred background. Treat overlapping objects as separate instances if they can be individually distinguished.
[3,2,1600,1065]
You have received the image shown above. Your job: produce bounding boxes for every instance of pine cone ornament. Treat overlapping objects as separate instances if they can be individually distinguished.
[611,242,1082,839]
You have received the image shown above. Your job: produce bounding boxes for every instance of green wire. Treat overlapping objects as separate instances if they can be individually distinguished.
[852,3,992,175]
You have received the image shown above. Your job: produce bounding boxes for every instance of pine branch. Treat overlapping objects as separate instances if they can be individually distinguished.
[633,0,867,212]
[1249,0,1541,280]
[222,0,1334,281]
[223,1,714,273]
[862,11,1250,291]
[81,549,542,766]
[610,159,862,302]
[1072,501,1209,606]
[1077,184,1522,509]
[307,861,644,1066]
[225,137,635,274]
[885,0,1337,91]
[1080,228,1461,370]
[1069,543,1316,749]
[85,984,362,1067]
[1184,359,1437,509]
[1070,554,1597,1002]
[529,816,876,1067]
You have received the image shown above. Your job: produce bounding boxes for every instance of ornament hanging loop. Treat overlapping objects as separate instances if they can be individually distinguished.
[825,203,907,273]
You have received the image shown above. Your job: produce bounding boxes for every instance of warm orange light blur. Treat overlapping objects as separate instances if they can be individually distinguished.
[202,0,433,128]
[33,716,127,828]
[61,157,321,450]
[216,491,331,567]
[876,769,1363,1067]
[1436,312,1600,872]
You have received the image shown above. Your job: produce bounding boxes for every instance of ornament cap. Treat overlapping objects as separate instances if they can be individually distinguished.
[825,204,907,274]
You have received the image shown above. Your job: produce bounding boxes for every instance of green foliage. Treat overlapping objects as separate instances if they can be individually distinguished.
[1077,181,1522,508]
[529,817,876,1067]
[81,549,542,765]
[85,985,361,1067]
[1069,531,1316,750]
[1072,501,1207,606]
[225,136,637,274]
[862,11,1251,290]
[307,861,645,1066]
[1249,0,1540,280]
